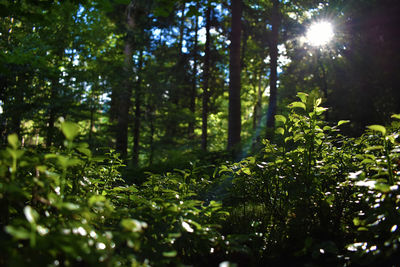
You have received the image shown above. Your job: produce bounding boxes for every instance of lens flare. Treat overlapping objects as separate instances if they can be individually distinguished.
[306,21,334,46]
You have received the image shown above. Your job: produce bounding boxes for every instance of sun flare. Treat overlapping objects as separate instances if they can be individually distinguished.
[306,21,334,46]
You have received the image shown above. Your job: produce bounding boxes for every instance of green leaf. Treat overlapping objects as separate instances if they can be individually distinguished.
[275,115,286,124]
[315,106,328,114]
[163,251,177,257]
[276,127,285,135]
[367,125,386,135]
[338,120,350,126]
[7,134,19,149]
[6,148,25,159]
[288,101,306,110]
[242,167,251,175]
[61,122,80,141]
[391,114,400,120]
[77,147,91,157]
[296,92,308,103]
[374,183,391,193]
[88,195,106,207]
[60,202,80,211]
[24,206,39,224]
[121,219,147,232]
[5,226,30,239]
[315,98,322,106]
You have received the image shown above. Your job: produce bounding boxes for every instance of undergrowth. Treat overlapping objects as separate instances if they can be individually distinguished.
[1,93,400,266]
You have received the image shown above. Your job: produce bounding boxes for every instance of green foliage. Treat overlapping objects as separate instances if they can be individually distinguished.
[223,93,400,265]
[2,100,400,265]
[0,122,228,266]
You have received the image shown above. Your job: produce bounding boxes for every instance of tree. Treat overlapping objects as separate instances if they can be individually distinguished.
[201,3,211,151]
[227,0,242,152]
[114,2,136,159]
[265,0,280,140]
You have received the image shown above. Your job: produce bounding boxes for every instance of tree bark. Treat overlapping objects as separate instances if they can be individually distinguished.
[265,0,280,140]
[227,0,242,151]
[201,4,211,151]
[132,50,143,166]
[188,4,199,139]
[115,2,135,159]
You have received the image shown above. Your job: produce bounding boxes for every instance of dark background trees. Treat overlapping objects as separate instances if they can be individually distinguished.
[2,1,400,266]
[1,0,399,164]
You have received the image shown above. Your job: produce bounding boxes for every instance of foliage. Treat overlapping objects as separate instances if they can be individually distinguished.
[2,98,400,265]
[0,122,228,266]
[224,93,400,265]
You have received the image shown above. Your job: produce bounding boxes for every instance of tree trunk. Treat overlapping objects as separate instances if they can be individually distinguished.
[201,4,211,151]
[227,0,242,151]
[188,4,199,139]
[253,71,263,130]
[115,2,135,159]
[149,107,155,165]
[265,0,280,140]
[132,50,143,166]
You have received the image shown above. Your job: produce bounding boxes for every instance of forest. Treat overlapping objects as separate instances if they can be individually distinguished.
[1,0,400,266]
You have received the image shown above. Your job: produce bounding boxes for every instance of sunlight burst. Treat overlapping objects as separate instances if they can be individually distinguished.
[306,21,334,46]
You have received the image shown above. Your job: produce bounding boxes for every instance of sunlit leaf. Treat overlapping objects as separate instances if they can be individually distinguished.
[60,202,80,211]
[315,106,328,114]
[6,148,25,159]
[61,122,80,141]
[288,101,306,110]
[367,125,386,135]
[275,115,286,124]
[24,206,39,224]
[182,221,194,233]
[391,114,400,120]
[338,120,350,126]
[276,127,285,135]
[374,183,390,193]
[7,134,20,149]
[5,226,30,239]
[121,218,147,232]
[296,92,308,103]
[163,251,177,257]
[241,167,251,175]
[76,147,92,157]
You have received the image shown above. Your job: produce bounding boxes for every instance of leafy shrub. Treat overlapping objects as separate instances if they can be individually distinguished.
[0,122,229,266]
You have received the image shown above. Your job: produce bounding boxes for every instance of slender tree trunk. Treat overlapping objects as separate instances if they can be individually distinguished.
[115,2,135,159]
[227,0,242,151]
[132,50,143,166]
[46,71,60,147]
[88,84,96,147]
[149,107,155,165]
[188,5,199,139]
[178,3,185,55]
[253,71,263,130]
[265,0,280,140]
[201,5,211,151]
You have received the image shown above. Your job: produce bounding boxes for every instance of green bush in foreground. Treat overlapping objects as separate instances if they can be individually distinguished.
[1,93,400,266]
[0,122,228,266]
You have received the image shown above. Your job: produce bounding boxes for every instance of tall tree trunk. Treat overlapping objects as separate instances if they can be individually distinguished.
[253,71,263,130]
[227,0,242,151]
[115,2,135,159]
[265,0,280,140]
[188,5,199,139]
[132,50,143,166]
[46,70,60,147]
[148,106,155,165]
[88,82,97,147]
[201,4,211,151]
